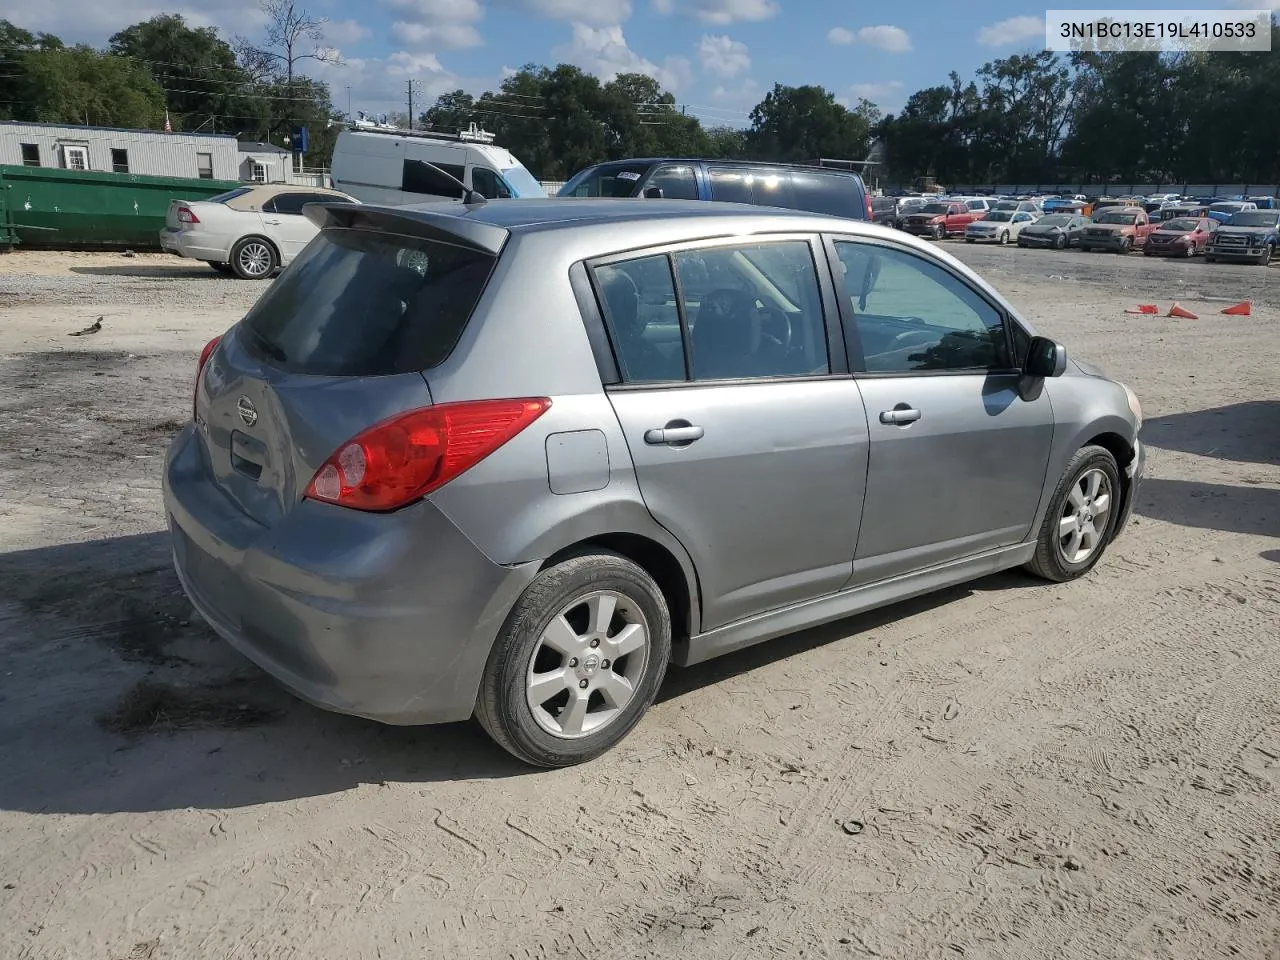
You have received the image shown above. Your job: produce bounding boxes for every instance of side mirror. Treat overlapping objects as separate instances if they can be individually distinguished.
[642,186,663,199]
[1024,335,1067,378]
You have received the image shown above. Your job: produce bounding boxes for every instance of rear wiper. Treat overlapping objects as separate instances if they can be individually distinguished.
[243,325,287,363]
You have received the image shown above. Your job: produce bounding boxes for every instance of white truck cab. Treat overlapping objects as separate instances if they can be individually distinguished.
[331,123,546,205]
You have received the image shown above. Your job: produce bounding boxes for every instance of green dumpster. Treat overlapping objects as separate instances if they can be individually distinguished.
[0,165,241,250]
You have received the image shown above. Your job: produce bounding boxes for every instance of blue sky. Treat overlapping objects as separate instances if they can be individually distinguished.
[12,0,1278,125]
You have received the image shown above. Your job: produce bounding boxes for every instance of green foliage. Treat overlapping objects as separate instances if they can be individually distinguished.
[18,46,165,128]
[745,84,878,164]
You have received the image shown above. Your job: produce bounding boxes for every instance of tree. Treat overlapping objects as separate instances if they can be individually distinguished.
[109,15,249,133]
[18,46,165,128]
[746,84,876,164]
[235,0,339,84]
[421,90,476,132]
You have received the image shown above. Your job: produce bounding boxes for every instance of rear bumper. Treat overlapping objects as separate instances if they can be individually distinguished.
[162,424,538,725]
[159,227,229,263]
[1113,439,1145,540]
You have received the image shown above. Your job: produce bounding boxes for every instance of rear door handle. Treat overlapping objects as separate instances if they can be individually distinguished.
[880,407,921,425]
[644,424,704,445]
[264,218,281,224]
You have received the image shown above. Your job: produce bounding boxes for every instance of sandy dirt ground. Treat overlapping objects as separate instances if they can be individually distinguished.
[1,246,1278,960]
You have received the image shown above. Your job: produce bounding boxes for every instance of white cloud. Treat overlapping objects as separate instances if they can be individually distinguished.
[656,0,779,25]
[697,34,749,77]
[385,0,483,50]
[828,24,912,53]
[976,15,1044,47]
[309,50,467,120]
[515,0,633,26]
[500,64,518,78]
[322,19,371,46]
[554,22,692,91]
[842,80,904,109]
[706,77,758,116]
[2,0,266,45]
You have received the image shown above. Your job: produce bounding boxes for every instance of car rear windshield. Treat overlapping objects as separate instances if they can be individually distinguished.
[558,163,651,198]
[237,227,496,376]
[206,186,255,203]
[1227,211,1280,227]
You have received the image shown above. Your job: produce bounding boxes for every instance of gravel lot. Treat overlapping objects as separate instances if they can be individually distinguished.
[1,245,1278,960]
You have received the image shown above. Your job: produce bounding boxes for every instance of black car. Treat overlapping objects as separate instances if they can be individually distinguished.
[1017,213,1091,249]
[558,157,873,220]
[1205,209,1280,265]
[871,196,926,229]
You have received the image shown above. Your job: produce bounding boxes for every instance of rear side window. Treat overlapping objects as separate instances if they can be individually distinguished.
[708,167,754,204]
[402,159,465,198]
[267,193,310,215]
[238,228,495,376]
[790,171,861,218]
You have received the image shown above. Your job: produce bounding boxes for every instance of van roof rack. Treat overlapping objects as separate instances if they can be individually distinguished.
[807,157,882,170]
[348,119,497,144]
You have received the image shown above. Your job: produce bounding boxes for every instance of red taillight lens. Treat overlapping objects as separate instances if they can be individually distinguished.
[865,195,874,220]
[194,335,221,419]
[304,398,552,512]
[177,206,200,224]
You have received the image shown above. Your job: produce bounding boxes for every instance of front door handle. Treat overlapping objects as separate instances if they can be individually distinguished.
[644,423,704,446]
[880,406,921,425]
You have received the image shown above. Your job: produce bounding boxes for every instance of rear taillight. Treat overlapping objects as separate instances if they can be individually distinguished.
[194,335,221,419]
[177,206,200,224]
[865,195,874,220]
[304,398,552,512]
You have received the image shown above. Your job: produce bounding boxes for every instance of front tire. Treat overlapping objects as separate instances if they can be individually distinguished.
[999,231,1009,245]
[1025,445,1122,583]
[933,224,946,240]
[1259,245,1272,266]
[475,551,672,768]
[1118,238,1131,254]
[230,236,278,280]
[1054,234,1066,249]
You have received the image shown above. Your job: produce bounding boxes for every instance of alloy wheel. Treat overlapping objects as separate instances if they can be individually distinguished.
[237,241,273,277]
[525,590,651,739]
[1057,468,1113,565]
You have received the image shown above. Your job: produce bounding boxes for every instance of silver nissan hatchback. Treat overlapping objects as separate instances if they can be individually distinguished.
[164,197,1146,767]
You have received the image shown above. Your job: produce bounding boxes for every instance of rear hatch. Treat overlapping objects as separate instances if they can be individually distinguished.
[194,206,507,527]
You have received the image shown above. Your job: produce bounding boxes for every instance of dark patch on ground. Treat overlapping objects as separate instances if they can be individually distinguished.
[0,558,208,666]
[99,678,283,734]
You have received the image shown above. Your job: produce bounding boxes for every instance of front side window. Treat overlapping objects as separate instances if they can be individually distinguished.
[470,166,513,199]
[559,162,650,197]
[646,163,699,200]
[833,240,1009,374]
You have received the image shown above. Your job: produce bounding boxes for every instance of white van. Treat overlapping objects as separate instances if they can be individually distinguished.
[330,124,546,205]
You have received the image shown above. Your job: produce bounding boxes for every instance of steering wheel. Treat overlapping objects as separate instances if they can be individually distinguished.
[756,303,792,354]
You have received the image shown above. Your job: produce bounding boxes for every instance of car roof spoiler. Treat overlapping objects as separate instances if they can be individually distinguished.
[302,202,509,256]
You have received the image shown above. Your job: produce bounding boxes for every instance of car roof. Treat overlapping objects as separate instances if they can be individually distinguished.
[578,157,864,177]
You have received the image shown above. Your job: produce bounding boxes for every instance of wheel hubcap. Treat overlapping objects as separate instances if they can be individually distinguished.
[239,242,271,276]
[526,590,650,739]
[1057,468,1113,565]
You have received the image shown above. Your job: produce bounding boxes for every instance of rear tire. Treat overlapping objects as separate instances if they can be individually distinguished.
[475,550,672,768]
[230,236,278,280]
[1025,445,1122,583]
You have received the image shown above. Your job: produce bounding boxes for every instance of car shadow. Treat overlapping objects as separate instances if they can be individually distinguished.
[69,265,225,279]
[1262,549,1280,563]
[1137,477,1280,538]
[0,529,1050,815]
[1143,401,1280,466]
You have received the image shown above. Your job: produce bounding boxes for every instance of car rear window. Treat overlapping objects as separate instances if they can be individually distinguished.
[206,186,255,203]
[237,227,495,376]
[789,171,862,218]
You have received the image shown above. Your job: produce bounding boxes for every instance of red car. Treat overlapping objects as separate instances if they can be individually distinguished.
[1142,216,1217,257]
[902,200,987,239]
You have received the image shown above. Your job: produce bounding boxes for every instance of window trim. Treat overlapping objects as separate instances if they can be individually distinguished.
[61,144,89,171]
[583,231,849,390]
[822,232,1024,379]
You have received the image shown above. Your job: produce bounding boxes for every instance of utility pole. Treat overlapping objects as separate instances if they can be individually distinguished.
[406,79,415,131]
[346,85,352,120]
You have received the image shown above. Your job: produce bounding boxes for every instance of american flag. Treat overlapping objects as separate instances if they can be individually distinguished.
[164,111,172,133]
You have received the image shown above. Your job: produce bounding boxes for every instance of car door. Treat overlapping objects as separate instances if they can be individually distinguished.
[259,192,320,262]
[594,235,869,630]
[826,234,1055,585]
[1011,211,1034,237]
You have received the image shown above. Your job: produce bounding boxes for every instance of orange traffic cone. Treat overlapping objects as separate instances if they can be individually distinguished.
[1124,304,1159,314]
[1221,300,1251,316]
[1167,302,1198,319]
